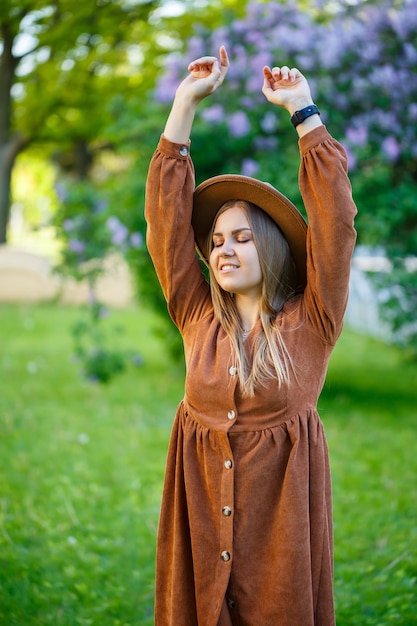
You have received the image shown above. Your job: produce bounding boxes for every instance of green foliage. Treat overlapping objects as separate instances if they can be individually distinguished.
[52,180,144,382]
[374,262,417,358]
[0,0,157,244]
[99,106,185,360]
[71,304,143,384]
[1,304,417,624]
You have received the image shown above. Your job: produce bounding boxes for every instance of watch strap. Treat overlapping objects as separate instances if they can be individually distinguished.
[290,104,320,128]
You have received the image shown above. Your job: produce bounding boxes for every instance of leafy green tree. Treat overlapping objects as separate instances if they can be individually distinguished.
[0,0,155,243]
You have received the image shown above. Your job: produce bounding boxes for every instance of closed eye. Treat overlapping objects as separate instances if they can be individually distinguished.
[213,237,250,248]
[212,228,253,248]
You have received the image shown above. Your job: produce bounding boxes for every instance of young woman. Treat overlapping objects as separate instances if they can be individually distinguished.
[145,46,357,626]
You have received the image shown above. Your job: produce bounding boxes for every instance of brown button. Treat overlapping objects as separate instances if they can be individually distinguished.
[221,551,231,562]
[227,410,236,420]
[224,459,233,470]
[222,506,232,517]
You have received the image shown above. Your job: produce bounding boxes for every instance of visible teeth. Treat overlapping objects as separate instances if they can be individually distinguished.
[221,265,237,270]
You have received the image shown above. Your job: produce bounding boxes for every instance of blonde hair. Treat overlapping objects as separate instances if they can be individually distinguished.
[207,200,297,397]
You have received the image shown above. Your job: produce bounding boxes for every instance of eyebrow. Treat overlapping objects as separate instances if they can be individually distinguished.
[212,227,252,237]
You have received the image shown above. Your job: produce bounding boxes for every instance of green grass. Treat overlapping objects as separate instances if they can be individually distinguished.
[0,303,416,625]
[322,332,417,625]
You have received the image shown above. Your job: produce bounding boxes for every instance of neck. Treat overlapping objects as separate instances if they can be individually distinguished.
[235,295,260,332]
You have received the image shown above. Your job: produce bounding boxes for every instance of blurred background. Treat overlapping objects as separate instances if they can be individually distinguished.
[0,0,416,624]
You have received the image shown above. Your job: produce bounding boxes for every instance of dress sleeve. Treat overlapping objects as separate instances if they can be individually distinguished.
[298,125,357,344]
[145,135,211,332]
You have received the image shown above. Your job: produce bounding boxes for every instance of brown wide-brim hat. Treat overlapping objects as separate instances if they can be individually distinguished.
[192,174,308,289]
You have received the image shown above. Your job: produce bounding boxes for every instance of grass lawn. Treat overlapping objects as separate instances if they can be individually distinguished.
[0,302,416,625]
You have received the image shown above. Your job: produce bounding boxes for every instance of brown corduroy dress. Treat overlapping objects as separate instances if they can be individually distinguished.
[145,125,357,626]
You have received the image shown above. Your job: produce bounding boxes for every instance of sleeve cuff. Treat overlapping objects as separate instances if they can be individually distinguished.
[299,125,332,155]
[157,134,191,159]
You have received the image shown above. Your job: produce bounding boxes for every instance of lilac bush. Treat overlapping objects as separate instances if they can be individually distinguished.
[53,181,143,382]
[156,0,416,175]
[154,0,417,355]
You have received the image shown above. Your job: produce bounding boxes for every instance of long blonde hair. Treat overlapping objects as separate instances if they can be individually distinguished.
[207,200,297,397]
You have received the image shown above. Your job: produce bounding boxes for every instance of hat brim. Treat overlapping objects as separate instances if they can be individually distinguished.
[192,174,307,290]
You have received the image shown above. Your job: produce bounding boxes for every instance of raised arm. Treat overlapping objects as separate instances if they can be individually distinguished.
[262,64,322,137]
[164,46,229,143]
[262,64,357,342]
[145,47,230,331]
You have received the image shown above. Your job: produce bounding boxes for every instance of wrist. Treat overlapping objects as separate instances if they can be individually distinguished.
[172,91,199,114]
[290,104,320,128]
[164,97,197,144]
[295,112,323,138]
[287,97,315,117]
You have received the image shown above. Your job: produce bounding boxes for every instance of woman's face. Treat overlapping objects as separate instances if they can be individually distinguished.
[209,205,262,298]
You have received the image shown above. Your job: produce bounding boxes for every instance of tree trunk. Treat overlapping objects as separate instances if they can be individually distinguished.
[0,135,26,243]
[0,22,20,243]
[0,145,12,243]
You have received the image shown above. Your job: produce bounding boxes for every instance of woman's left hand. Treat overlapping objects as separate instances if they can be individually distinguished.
[262,66,313,115]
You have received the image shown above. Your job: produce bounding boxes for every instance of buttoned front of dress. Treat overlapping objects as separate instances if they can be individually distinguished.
[145,126,357,626]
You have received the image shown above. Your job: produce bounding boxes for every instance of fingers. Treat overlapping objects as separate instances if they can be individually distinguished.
[264,65,304,83]
[188,46,229,74]
[219,45,229,69]
[188,56,218,73]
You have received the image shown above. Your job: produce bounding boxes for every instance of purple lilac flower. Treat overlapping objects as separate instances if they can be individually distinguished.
[382,136,401,162]
[106,216,129,246]
[408,103,417,121]
[346,126,368,147]
[113,226,129,246]
[254,136,278,152]
[240,96,255,110]
[62,218,75,232]
[403,42,417,64]
[187,36,206,61]
[245,74,263,95]
[343,145,357,171]
[106,216,119,233]
[68,239,85,254]
[241,158,259,177]
[94,200,108,213]
[260,111,278,134]
[211,28,229,52]
[245,31,269,50]
[231,19,248,36]
[154,55,183,104]
[130,232,143,248]
[228,45,250,82]
[249,51,273,75]
[55,182,68,202]
[227,111,251,138]
[373,110,401,134]
[200,104,225,124]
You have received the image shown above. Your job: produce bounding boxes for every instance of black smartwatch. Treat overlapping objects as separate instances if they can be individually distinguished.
[290,104,320,128]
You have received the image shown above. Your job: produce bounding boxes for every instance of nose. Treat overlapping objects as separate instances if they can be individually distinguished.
[219,238,234,255]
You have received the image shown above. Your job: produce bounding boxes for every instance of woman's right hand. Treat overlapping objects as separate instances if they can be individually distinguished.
[175,46,229,104]
[163,46,229,144]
